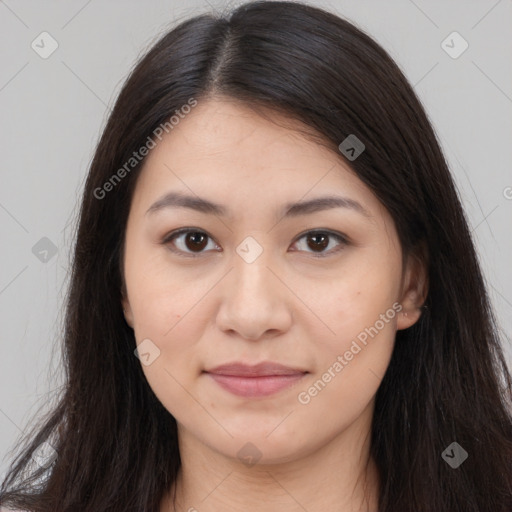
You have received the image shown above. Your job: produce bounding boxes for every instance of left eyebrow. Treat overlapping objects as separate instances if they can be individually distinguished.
[145,191,372,219]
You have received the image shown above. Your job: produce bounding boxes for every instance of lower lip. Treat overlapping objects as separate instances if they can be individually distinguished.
[206,372,307,398]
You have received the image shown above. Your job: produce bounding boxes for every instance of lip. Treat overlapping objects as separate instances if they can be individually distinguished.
[204,361,308,398]
[206,361,307,377]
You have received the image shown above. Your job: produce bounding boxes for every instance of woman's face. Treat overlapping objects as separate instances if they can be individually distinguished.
[122,97,424,464]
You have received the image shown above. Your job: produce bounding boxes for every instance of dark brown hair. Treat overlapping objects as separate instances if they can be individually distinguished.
[1,1,511,511]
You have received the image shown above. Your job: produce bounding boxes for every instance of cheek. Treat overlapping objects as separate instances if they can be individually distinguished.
[124,249,207,400]
[319,252,399,326]
[306,249,401,375]
[127,261,208,418]
[296,279,398,426]
[125,243,196,332]
[131,277,203,366]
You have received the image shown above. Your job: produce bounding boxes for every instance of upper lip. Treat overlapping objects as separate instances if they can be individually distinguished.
[205,361,308,377]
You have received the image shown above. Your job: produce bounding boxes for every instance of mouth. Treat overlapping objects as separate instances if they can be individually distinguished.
[203,361,308,398]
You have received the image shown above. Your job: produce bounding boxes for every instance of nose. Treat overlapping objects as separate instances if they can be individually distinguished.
[215,249,293,341]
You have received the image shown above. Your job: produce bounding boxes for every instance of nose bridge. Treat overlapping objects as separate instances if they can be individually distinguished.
[231,239,277,306]
[215,236,292,339]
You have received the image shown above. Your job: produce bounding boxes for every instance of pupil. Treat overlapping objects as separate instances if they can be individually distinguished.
[308,233,328,252]
[186,232,207,251]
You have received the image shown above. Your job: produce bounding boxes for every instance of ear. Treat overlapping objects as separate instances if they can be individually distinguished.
[121,293,134,329]
[396,246,428,330]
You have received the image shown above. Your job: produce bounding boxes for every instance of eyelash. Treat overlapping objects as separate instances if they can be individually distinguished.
[161,228,349,259]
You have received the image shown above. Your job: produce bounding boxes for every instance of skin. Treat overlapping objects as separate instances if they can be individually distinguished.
[121,97,427,512]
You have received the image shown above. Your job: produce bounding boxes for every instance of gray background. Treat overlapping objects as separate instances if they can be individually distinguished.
[1,0,511,480]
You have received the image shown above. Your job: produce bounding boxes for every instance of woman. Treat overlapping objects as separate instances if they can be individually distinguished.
[1,1,511,511]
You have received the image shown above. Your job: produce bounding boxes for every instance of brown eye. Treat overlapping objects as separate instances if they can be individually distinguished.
[306,233,329,252]
[183,232,208,252]
[163,229,219,257]
[292,230,348,257]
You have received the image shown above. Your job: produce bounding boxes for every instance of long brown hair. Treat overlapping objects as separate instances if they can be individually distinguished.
[1,2,511,510]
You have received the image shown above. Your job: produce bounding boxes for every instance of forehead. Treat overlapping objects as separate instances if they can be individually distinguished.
[158,98,335,167]
[130,97,385,222]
